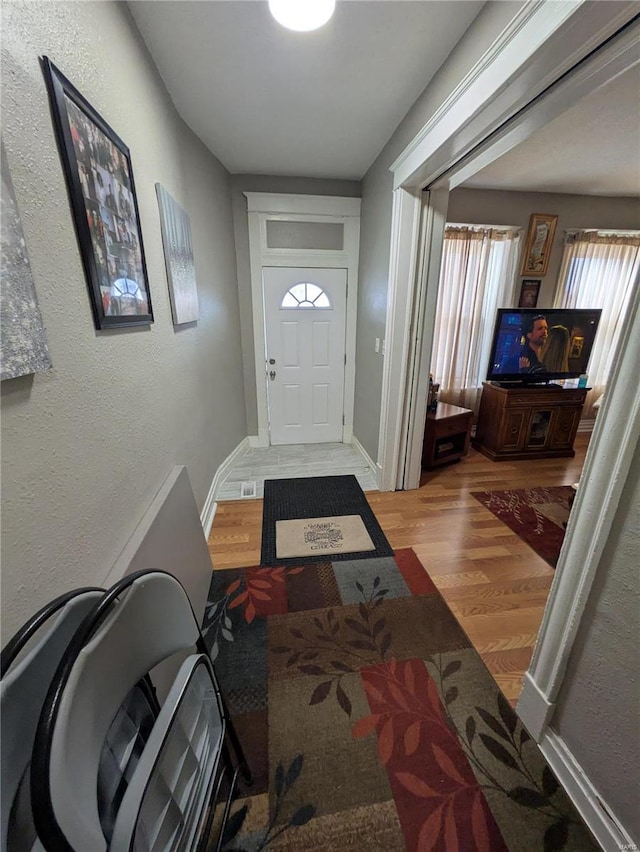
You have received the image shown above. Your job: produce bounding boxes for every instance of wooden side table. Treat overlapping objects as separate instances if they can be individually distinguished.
[422,402,473,469]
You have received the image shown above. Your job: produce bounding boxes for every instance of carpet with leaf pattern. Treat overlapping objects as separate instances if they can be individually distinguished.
[203,549,595,851]
[471,486,574,568]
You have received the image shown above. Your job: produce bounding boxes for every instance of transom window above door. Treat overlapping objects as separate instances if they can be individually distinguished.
[281,282,331,308]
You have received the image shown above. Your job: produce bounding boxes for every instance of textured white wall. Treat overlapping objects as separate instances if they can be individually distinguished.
[0,2,246,642]
[354,2,525,460]
[552,442,640,842]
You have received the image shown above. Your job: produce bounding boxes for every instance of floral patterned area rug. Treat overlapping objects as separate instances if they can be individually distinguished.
[471,486,574,568]
[203,549,596,851]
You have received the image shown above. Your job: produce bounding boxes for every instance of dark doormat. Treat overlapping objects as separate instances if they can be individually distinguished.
[261,475,392,566]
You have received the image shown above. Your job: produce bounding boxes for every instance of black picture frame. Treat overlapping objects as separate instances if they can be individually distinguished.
[41,57,153,329]
[518,278,541,308]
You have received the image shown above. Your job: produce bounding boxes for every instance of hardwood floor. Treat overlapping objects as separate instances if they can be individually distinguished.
[208,434,590,706]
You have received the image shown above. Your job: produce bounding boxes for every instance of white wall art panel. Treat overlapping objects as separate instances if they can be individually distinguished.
[1,140,51,381]
[156,183,199,325]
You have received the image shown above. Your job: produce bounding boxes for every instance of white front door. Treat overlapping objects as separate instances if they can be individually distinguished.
[263,267,347,445]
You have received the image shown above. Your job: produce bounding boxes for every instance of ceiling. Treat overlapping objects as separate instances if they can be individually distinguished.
[462,64,640,197]
[128,0,485,180]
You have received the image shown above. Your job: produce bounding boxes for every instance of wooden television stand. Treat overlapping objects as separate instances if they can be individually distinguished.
[472,382,587,462]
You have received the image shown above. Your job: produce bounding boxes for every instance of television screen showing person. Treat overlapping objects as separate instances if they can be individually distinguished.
[487,308,602,382]
[540,324,571,373]
[519,314,548,373]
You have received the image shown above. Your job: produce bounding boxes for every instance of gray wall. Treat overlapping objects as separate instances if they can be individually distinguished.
[229,175,360,435]
[1,1,246,642]
[354,1,525,460]
[448,188,640,305]
[552,440,640,843]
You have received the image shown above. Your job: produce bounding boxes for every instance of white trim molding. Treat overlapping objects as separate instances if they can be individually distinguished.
[245,193,361,218]
[351,433,380,489]
[392,1,639,189]
[379,2,640,800]
[446,20,640,192]
[377,186,423,491]
[518,280,640,728]
[400,187,449,490]
[382,6,640,496]
[538,730,638,852]
[245,192,361,448]
[200,437,250,538]
[517,672,556,741]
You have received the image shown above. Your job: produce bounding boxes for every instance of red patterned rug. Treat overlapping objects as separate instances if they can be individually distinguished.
[204,549,595,850]
[471,486,574,568]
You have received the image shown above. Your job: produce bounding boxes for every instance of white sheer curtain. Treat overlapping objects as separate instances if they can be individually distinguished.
[431,225,521,415]
[555,231,640,417]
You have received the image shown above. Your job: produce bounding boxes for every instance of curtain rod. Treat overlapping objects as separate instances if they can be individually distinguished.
[564,228,640,236]
[446,222,521,230]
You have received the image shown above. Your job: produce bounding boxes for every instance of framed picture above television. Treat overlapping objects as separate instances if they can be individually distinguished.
[520,213,558,277]
[518,279,541,308]
[41,56,153,329]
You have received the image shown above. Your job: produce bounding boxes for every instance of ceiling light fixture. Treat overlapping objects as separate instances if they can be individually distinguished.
[268,0,336,32]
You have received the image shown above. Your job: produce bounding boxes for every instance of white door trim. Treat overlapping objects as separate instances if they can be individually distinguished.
[379,0,639,762]
[377,186,423,491]
[518,281,640,736]
[390,1,638,190]
[400,187,450,491]
[246,192,360,447]
[381,4,639,491]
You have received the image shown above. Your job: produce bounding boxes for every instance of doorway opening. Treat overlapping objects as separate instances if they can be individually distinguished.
[381,9,639,766]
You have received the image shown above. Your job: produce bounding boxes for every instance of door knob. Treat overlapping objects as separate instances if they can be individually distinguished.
[269,370,276,381]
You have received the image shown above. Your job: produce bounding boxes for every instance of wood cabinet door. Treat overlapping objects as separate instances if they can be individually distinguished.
[500,410,528,450]
[550,407,580,449]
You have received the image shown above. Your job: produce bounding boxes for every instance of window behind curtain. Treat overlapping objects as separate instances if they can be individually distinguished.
[431,225,521,416]
[554,231,640,417]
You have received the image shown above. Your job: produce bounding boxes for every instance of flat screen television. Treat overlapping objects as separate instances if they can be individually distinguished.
[486,308,602,385]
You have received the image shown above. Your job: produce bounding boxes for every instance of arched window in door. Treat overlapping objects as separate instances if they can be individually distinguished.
[281,282,331,308]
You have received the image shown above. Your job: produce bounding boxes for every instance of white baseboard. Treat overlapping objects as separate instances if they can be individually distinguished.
[517,671,555,740]
[539,729,636,852]
[200,437,250,538]
[249,428,269,448]
[200,492,217,542]
[577,419,596,433]
[351,434,380,489]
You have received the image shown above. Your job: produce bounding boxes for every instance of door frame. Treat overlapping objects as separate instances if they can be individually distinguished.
[379,1,639,491]
[245,193,361,447]
[379,6,639,847]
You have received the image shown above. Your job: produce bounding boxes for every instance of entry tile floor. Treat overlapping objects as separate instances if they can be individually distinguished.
[215,442,378,500]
